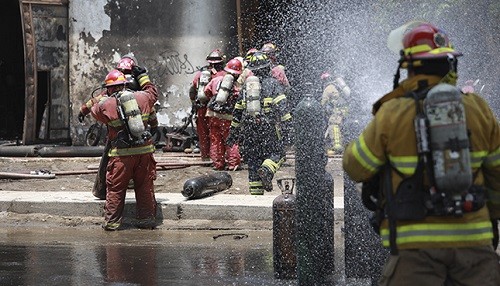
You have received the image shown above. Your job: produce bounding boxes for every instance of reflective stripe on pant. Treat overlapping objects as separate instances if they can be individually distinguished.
[105,153,157,224]
[332,124,342,149]
[209,117,241,169]
[378,246,500,286]
[196,107,210,158]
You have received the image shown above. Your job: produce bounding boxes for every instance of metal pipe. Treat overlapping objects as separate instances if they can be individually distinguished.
[37,146,105,157]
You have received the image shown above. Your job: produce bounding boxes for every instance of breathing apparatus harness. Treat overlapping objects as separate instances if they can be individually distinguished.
[371,55,486,254]
[111,90,151,148]
[207,74,237,114]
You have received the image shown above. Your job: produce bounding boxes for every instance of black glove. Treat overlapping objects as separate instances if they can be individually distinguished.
[361,175,380,211]
[492,219,499,250]
[150,126,158,136]
[132,65,147,78]
[77,111,86,123]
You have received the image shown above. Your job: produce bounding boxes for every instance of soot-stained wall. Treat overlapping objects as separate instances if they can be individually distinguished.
[69,0,238,145]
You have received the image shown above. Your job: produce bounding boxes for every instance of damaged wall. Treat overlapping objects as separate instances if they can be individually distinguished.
[69,0,238,145]
[32,4,70,141]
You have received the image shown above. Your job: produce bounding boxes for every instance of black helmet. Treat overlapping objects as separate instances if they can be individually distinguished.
[246,51,270,71]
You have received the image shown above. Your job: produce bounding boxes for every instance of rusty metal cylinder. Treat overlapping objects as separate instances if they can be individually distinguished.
[272,179,297,279]
[182,172,232,199]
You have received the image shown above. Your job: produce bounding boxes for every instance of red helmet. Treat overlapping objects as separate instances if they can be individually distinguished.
[104,69,127,87]
[261,43,277,54]
[206,49,225,64]
[116,54,138,73]
[320,72,331,81]
[245,48,258,57]
[402,23,462,61]
[224,58,243,75]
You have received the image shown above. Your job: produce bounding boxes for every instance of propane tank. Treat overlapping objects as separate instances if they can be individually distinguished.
[182,172,232,199]
[197,70,211,104]
[333,76,351,97]
[245,75,261,116]
[273,178,297,279]
[117,90,145,138]
[424,83,472,203]
[215,74,234,103]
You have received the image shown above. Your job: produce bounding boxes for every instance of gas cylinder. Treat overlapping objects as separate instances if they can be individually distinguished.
[245,75,261,116]
[182,172,232,199]
[215,74,234,103]
[273,178,297,279]
[333,76,351,97]
[424,83,472,207]
[294,91,334,284]
[117,90,145,138]
[197,70,211,104]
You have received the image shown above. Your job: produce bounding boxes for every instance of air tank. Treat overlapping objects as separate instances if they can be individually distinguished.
[245,75,261,116]
[118,90,145,138]
[197,70,212,104]
[424,83,472,197]
[215,73,235,103]
[182,172,232,199]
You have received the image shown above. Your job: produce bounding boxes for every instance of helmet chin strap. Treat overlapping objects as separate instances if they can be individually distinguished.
[441,54,458,85]
[393,50,405,89]
[447,54,457,73]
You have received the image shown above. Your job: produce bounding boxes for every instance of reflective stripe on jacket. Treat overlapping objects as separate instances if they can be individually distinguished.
[342,74,500,249]
[91,84,158,157]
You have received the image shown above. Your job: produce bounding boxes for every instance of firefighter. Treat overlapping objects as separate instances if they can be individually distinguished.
[90,68,158,231]
[188,49,226,161]
[226,52,293,195]
[204,58,243,171]
[234,56,254,90]
[260,42,290,89]
[342,22,500,285]
[78,54,158,137]
[320,71,350,156]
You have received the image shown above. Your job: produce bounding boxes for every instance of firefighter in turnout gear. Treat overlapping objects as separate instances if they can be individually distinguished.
[226,52,293,195]
[90,68,158,231]
[204,58,242,171]
[78,54,158,136]
[234,56,254,90]
[320,71,350,155]
[342,22,500,285]
[189,49,226,161]
[260,42,290,89]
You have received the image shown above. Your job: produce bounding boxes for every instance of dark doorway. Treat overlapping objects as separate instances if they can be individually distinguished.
[36,71,50,140]
[0,0,25,141]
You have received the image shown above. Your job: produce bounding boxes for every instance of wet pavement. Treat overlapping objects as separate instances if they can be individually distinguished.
[0,228,284,285]
[0,158,372,285]
[0,227,369,285]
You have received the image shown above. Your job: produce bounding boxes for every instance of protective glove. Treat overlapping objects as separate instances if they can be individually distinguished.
[132,66,150,87]
[77,111,86,123]
[361,175,380,211]
[150,126,158,137]
[492,219,499,250]
[132,65,147,78]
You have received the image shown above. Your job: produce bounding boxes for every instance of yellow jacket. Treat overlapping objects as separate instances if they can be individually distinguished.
[343,74,500,249]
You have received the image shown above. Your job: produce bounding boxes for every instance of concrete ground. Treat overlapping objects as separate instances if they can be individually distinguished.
[0,152,372,285]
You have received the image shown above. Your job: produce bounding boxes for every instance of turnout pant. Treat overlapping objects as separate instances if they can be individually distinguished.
[105,153,157,224]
